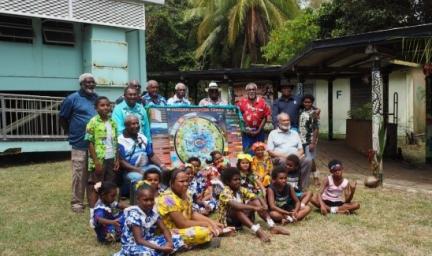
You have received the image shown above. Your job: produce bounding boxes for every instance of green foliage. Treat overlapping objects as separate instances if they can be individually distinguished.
[348,102,372,120]
[316,0,432,38]
[145,0,199,72]
[187,0,300,68]
[262,9,319,64]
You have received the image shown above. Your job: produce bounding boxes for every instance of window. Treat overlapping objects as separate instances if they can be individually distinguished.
[42,20,75,46]
[0,15,33,43]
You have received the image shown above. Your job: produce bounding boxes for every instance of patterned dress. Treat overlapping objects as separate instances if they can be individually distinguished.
[91,199,124,243]
[118,205,184,256]
[217,186,256,226]
[251,155,273,187]
[156,189,213,246]
[188,173,218,213]
[240,171,262,196]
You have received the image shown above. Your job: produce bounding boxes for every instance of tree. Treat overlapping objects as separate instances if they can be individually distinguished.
[145,0,199,72]
[187,0,300,68]
[317,0,432,38]
[262,9,319,64]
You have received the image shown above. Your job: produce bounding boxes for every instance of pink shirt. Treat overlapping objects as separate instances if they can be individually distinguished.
[321,175,348,202]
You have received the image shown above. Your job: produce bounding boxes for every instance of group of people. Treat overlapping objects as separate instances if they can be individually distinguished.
[59,73,360,255]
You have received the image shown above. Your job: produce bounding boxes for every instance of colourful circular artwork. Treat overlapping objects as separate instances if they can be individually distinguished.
[174,116,225,163]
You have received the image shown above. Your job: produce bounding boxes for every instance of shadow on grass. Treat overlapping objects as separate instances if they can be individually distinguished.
[0,151,70,168]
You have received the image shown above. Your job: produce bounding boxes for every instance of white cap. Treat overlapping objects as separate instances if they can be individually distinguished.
[206,81,220,91]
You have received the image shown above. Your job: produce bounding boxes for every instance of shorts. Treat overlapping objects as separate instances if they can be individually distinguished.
[280,203,296,212]
[227,208,255,229]
[88,158,118,185]
[323,200,344,207]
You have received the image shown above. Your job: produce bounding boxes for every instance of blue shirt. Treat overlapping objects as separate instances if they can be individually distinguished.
[142,93,167,106]
[272,95,302,128]
[267,128,303,157]
[59,90,97,150]
[112,100,151,143]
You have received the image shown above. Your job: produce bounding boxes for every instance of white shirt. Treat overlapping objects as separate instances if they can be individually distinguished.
[267,128,302,156]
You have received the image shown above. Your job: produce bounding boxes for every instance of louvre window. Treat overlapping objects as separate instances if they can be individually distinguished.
[42,20,75,46]
[0,15,33,43]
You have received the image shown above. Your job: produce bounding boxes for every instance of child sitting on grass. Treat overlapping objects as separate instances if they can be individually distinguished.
[131,168,163,205]
[285,154,313,209]
[237,153,266,197]
[91,181,125,243]
[311,159,360,215]
[218,167,289,242]
[118,183,185,255]
[185,163,217,216]
[251,142,273,187]
[267,166,311,224]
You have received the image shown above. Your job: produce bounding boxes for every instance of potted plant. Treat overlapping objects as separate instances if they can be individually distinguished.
[345,103,372,155]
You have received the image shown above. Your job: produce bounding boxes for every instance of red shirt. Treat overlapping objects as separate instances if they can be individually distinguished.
[236,96,271,130]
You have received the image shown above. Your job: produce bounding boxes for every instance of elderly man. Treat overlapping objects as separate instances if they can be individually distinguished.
[59,73,98,213]
[142,80,167,106]
[115,80,143,105]
[112,86,151,142]
[118,115,166,196]
[236,82,271,153]
[167,82,191,105]
[198,81,227,106]
[267,113,312,190]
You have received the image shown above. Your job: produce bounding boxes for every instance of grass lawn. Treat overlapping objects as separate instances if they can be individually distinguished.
[1,161,431,256]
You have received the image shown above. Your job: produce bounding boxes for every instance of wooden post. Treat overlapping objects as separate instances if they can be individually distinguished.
[328,78,334,140]
[425,65,432,164]
[297,73,305,96]
[371,57,384,185]
[382,71,389,128]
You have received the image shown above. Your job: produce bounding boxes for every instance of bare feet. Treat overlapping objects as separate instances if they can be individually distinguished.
[256,229,271,242]
[270,226,290,235]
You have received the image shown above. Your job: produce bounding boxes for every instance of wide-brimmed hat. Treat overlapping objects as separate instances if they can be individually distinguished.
[206,81,221,92]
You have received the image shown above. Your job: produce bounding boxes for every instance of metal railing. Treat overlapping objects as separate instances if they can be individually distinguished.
[0,93,67,140]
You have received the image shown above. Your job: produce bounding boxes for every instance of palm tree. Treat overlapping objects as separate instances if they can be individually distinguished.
[187,0,299,68]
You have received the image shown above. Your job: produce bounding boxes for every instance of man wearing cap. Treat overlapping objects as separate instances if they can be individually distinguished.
[167,82,191,106]
[272,82,320,131]
[115,80,144,105]
[236,82,271,153]
[59,73,98,213]
[198,82,227,106]
[142,80,167,106]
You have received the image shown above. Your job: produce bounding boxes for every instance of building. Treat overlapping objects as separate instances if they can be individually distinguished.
[0,0,163,154]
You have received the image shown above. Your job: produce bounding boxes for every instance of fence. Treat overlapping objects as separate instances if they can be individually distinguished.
[0,93,67,140]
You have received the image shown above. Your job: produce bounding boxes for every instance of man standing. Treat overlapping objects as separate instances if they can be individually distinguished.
[142,80,167,106]
[59,73,98,213]
[236,83,271,153]
[271,83,303,131]
[167,82,191,106]
[198,81,227,106]
[115,80,143,105]
[112,86,151,142]
[267,113,312,190]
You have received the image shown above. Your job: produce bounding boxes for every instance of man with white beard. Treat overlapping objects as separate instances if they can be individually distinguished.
[267,112,312,190]
[60,73,98,213]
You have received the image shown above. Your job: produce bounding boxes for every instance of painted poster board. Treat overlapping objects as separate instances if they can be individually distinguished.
[148,106,244,167]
